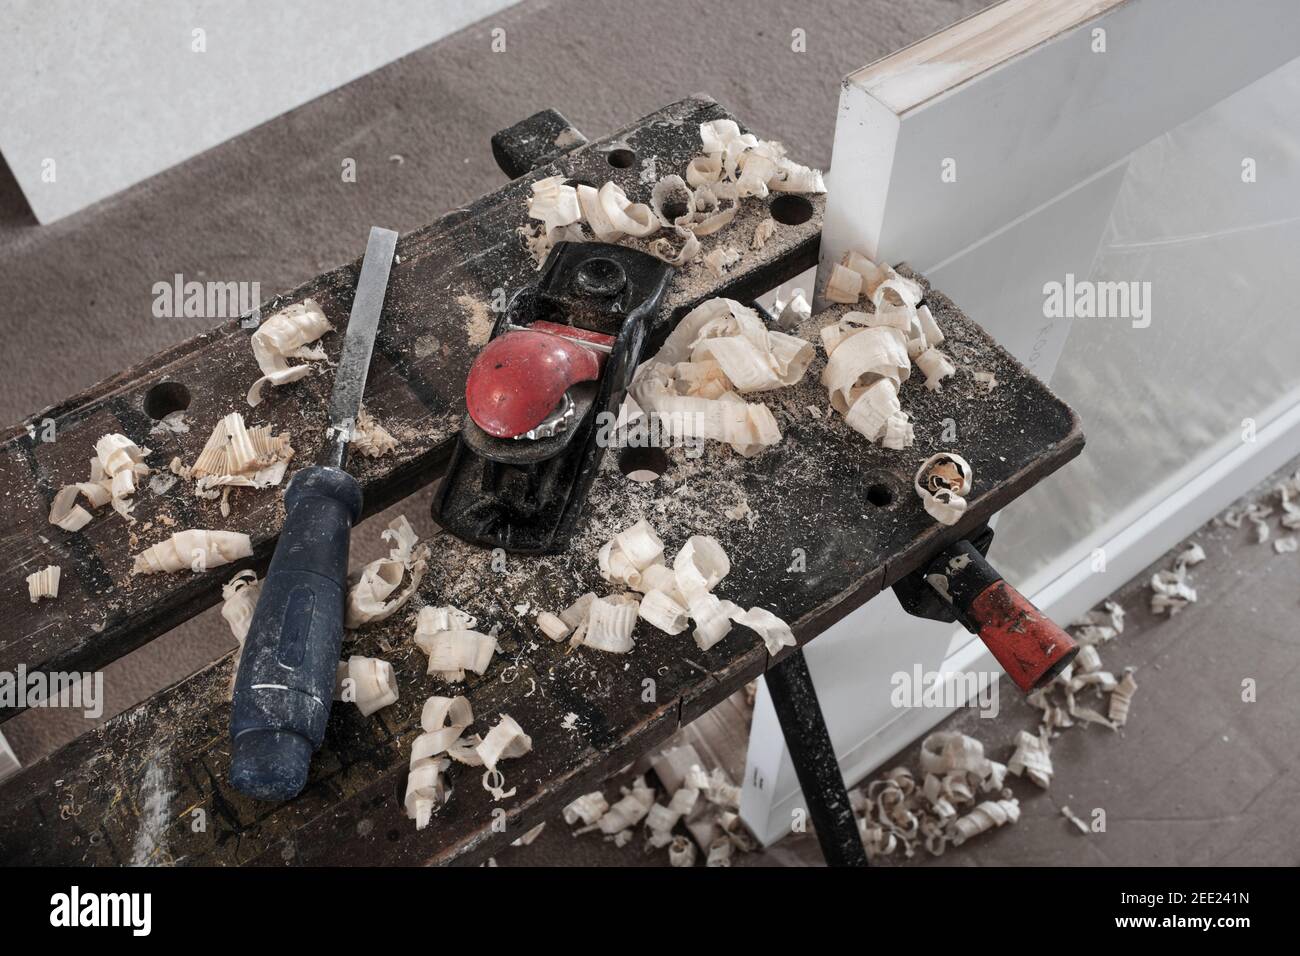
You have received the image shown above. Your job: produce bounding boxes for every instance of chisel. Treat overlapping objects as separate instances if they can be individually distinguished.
[230,226,399,801]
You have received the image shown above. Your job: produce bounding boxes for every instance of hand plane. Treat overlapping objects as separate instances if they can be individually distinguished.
[433,241,673,554]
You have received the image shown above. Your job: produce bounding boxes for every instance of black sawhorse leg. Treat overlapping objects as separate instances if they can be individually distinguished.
[764,648,868,866]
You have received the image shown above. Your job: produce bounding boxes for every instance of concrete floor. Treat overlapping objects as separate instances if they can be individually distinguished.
[501,458,1300,866]
[0,0,991,763]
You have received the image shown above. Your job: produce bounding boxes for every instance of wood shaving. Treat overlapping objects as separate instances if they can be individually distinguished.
[351,407,398,459]
[220,569,261,643]
[702,246,740,278]
[629,297,812,457]
[751,217,777,250]
[476,714,532,773]
[1149,542,1203,614]
[132,529,252,575]
[344,516,429,628]
[413,605,497,681]
[563,791,609,827]
[178,412,294,516]
[48,433,151,530]
[246,299,333,406]
[668,834,696,867]
[1061,805,1091,834]
[404,695,476,829]
[535,611,571,642]
[1007,729,1053,789]
[951,799,1021,846]
[334,655,399,716]
[914,453,973,525]
[26,565,60,603]
[1109,668,1138,727]
[690,119,825,198]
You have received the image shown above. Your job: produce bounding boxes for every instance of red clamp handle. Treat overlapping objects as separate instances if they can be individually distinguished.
[967,579,1078,692]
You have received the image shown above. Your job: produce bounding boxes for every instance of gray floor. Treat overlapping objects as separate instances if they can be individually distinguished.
[0,0,990,762]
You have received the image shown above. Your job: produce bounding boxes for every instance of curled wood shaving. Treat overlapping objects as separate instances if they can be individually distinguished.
[413,605,497,681]
[247,299,333,406]
[563,792,610,827]
[916,347,956,391]
[220,569,261,643]
[914,453,973,525]
[405,756,450,830]
[573,594,640,654]
[1007,729,1053,789]
[351,407,398,459]
[951,798,1021,847]
[1109,668,1138,727]
[49,433,151,530]
[535,611,571,642]
[1149,543,1203,615]
[476,714,532,773]
[598,518,665,588]
[638,589,690,635]
[527,175,582,235]
[345,516,429,628]
[629,297,813,457]
[26,565,60,603]
[334,655,399,716]
[132,529,252,575]
[668,834,696,867]
[691,119,826,198]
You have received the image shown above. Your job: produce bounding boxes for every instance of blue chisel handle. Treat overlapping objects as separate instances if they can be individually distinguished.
[229,464,363,801]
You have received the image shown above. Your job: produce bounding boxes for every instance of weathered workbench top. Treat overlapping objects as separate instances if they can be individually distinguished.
[0,97,1080,866]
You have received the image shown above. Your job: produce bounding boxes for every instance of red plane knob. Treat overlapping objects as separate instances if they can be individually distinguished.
[465,329,603,438]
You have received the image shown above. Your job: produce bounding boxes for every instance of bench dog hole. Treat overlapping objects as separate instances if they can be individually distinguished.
[144,381,191,420]
[866,482,893,507]
[770,194,813,226]
[619,446,668,483]
[606,147,636,169]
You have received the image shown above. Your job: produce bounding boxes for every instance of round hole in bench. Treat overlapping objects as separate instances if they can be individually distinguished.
[144,381,191,420]
[618,446,668,483]
[770,194,814,226]
[606,147,636,169]
[866,482,893,507]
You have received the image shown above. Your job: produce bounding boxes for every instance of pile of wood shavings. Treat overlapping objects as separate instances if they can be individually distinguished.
[857,597,1142,862]
[561,741,754,867]
[1220,467,1300,553]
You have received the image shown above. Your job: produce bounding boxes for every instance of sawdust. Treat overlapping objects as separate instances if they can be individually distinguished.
[458,293,495,348]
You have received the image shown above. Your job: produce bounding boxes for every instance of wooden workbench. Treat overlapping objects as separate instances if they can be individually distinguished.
[0,97,1081,865]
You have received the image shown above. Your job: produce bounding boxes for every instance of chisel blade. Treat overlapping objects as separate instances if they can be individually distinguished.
[322,225,399,467]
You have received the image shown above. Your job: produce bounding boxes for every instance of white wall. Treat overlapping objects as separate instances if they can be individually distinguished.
[0,0,520,222]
